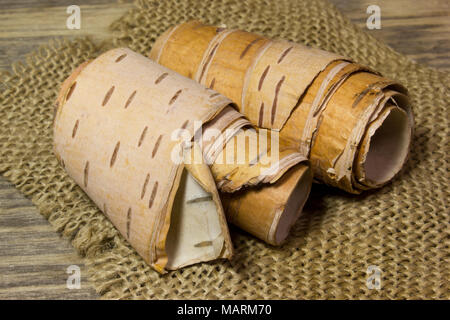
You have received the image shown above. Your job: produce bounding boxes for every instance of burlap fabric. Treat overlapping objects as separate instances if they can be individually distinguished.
[0,0,448,299]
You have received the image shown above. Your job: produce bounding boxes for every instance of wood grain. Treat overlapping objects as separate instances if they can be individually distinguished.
[0,0,448,299]
[329,0,450,70]
[0,0,134,71]
[0,176,97,299]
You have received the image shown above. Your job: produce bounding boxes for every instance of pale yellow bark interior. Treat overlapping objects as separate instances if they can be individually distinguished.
[165,169,224,270]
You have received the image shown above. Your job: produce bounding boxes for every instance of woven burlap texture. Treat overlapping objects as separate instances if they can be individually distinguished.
[0,0,448,299]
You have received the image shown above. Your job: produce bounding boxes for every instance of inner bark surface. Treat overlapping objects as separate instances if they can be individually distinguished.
[165,169,224,270]
[364,107,411,185]
[274,167,312,245]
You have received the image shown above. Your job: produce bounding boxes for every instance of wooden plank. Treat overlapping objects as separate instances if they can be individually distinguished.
[329,0,450,69]
[0,1,134,71]
[0,176,98,299]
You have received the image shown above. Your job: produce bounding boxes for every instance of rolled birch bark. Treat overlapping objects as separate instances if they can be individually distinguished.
[200,110,312,244]
[54,48,237,272]
[54,47,312,270]
[150,21,414,194]
[222,163,312,245]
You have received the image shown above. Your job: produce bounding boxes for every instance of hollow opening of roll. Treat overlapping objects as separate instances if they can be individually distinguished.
[273,166,313,245]
[165,169,224,270]
[362,107,411,186]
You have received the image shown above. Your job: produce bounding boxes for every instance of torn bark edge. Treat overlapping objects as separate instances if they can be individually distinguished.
[335,85,413,193]
[353,91,414,190]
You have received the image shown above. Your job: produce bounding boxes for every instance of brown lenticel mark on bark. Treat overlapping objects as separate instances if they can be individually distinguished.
[152,135,163,158]
[258,102,265,127]
[126,207,132,238]
[169,89,182,106]
[66,82,77,102]
[194,241,213,247]
[141,173,150,199]
[72,119,79,138]
[124,90,137,109]
[61,158,65,169]
[216,27,225,33]
[271,76,286,125]
[181,120,189,130]
[155,72,168,85]
[352,89,369,109]
[138,126,148,147]
[209,92,221,98]
[102,86,115,106]
[83,161,89,188]
[209,78,215,89]
[312,81,339,117]
[277,46,293,64]
[258,65,270,91]
[240,38,262,60]
[110,141,120,167]
[148,181,158,209]
[352,82,386,108]
[115,53,127,62]
[199,43,219,82]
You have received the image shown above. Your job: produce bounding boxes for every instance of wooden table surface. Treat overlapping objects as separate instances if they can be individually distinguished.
[0,0,449,299]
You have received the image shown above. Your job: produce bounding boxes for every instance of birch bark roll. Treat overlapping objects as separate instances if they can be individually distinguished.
[150,21,414,194]
[222,163,312,245]
[54,48,237,273]
[54,47,312,263]
[201,112,312,245]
